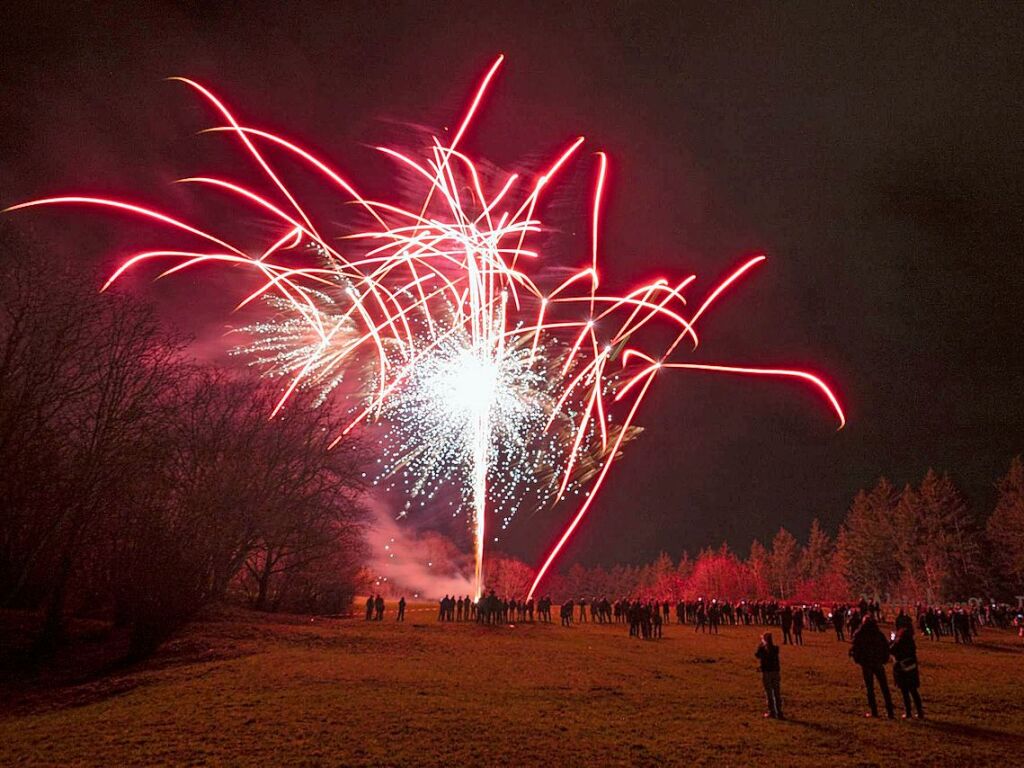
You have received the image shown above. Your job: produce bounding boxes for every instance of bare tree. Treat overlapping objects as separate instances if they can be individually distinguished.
[237,388,367,612]
[0,231,186,649]
[112,372,368,653]
[2,229,369,657]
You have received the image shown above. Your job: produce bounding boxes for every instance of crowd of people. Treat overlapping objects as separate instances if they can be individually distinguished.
[361,591,1021,722]
[367,592,1020,643]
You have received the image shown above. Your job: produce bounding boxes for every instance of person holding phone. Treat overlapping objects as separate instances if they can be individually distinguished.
[890,625,925,718]
[755,632,784,719]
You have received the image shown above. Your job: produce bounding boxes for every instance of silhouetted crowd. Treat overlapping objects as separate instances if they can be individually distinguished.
[367,592,1019,641]
[362,591,1021,721]
[367,592,1019,646]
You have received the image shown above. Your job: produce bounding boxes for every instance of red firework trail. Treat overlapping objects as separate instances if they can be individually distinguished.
[6,55,844,600]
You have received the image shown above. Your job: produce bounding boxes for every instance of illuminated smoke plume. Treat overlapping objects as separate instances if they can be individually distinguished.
[364,497,474,601]
[7,56,845,600]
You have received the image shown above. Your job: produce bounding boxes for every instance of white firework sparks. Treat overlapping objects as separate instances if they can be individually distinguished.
[10,55,846,601]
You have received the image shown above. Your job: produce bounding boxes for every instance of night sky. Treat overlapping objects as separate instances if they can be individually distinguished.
[2,2,1022,568]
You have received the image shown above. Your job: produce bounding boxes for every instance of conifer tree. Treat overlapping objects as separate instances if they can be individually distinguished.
[892,483,927,598]
[837,478,901,598]
[916,469,983,601]
[747,540,770,598]
[799,518,834,584]
[770,527,799,599]
[986,456,1024,594]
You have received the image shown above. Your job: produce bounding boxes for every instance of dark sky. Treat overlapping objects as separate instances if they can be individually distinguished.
[3,2,1022,568]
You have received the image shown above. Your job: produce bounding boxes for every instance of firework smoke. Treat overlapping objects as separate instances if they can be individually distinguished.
[7,55,845,600]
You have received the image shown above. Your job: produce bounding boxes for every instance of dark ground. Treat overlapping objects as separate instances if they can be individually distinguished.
[2,604,1020,767]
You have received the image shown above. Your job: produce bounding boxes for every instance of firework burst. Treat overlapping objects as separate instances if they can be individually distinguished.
[6,55,845,600]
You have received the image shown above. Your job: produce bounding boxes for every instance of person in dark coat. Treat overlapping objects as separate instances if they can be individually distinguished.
[365,595,374,621]
[397,596,406,622]
[831,606,846,640]
[755,632,783,719]
[792,607,804,646]
[848,608,863,636]
[850,616,895,718]
[780,605,793,645]
[652,606,663,639]
[890,626,924,719]
[560,600,574,627]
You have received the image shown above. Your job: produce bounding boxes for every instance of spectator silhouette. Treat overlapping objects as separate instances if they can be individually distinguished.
[850,616,895,718]
[890,626,925,719]
[755,632,783,719]
[831,606,845,641]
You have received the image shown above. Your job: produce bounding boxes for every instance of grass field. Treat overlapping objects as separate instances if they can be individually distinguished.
[2,602,1020,767]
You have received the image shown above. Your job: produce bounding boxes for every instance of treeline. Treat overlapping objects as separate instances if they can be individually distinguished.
[488,462,1024,604]
[0,230,367,658]
[841,467,1023,602]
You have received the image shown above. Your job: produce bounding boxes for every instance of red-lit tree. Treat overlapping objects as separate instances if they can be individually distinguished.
[987,456,1024,595]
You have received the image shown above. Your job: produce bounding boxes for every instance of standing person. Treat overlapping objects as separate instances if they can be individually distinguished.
[955,610,973,644]
[755,632,784,719]
[709,600,721,635]
[890,626,925,719]
[374,594,385,621]
[365,595,374,621]
[792,607,804,646]
[831,606,846,641]
[641,603,653,639]
[397,596,406,622]
[780,605,794,645]
[850,616,895,718]
[848,608,863,637]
